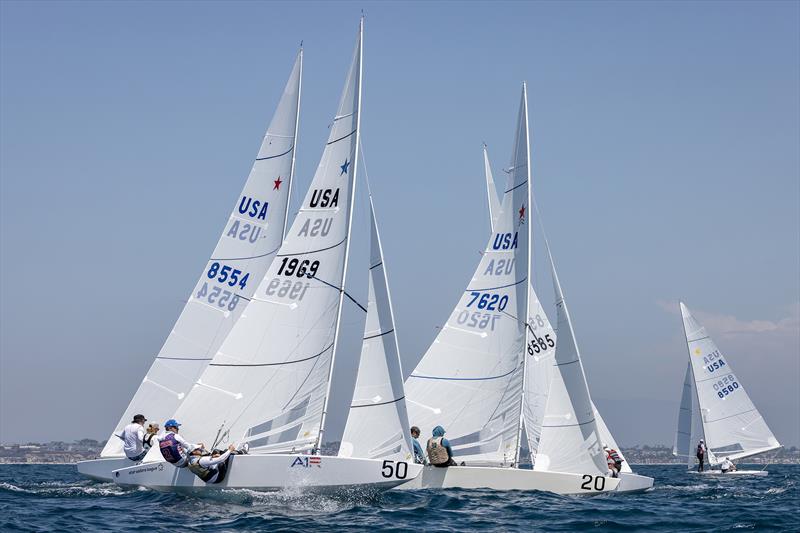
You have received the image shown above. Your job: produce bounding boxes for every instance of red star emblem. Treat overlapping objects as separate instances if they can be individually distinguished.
[273,176,283,190]
[519,204,526,221]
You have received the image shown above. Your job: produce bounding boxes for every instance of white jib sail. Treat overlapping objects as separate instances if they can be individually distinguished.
[339,196,413,462]
[528,240,607,475]
[680,302,781,464]
[484,144,501,233]
[405,87,530,467]
[594,407,632,473]
[673,360,694,459]
[101,50,303,458]
[167,24,363,454]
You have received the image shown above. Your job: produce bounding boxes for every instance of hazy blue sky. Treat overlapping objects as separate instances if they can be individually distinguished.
[2,1,798,447]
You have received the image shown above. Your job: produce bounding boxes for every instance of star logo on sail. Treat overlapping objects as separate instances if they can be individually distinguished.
[694,348,702,356]
[340,158,351,175]
[519,203,526,224]
[273,176,283,190]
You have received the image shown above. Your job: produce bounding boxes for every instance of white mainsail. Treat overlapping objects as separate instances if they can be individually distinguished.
[101,50,303,457]
[339,196,412,462]
[167,23,363,454]
[528,241,607,475]
[679,302,781,464]
[405,86,530,467]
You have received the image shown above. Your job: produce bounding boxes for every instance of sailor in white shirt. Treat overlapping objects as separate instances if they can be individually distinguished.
[117,414,149,461]
[720,457,737,473]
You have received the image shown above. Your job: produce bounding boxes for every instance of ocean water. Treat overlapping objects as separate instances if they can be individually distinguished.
[1,464,798,532]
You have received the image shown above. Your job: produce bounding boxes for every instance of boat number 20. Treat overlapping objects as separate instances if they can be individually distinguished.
[580,475,606,491]
[381,460,408,479]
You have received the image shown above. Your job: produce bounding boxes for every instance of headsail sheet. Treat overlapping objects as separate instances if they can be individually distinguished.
[405,88,530,466]
[102,51,303,457]
[169,26,363,454]
[339,198,412,462]
[680,302,780,463]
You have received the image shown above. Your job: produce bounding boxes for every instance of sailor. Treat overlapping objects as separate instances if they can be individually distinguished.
[117,414,150,461]
[159,419,202,468]
[720,457,737,474]
[696,439,707,472]
[604,445,623,478]
[186,444,248,484]
[143,423,160,451]
[410,426,425,464]
[426,425,456,467]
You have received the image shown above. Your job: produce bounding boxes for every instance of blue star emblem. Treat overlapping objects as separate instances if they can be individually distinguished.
[340,158,350,175]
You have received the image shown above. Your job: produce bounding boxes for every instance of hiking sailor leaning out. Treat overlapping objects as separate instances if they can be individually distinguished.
[186,442,249,484]
[427,425,457,467]
[159,419,202,468]
[117,414,155,462]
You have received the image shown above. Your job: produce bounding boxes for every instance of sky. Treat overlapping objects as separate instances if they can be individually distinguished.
[1,1,798,448]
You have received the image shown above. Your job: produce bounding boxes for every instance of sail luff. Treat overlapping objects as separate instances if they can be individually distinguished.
[514,82,531,466]
[315,17,364,451]
[484,144,501,233]
[283,47,303,239]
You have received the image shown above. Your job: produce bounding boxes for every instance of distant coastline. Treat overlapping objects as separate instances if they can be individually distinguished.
[2,440,798,465]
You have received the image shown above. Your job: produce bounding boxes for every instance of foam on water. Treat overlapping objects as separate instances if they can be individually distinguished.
[1,464,799,532]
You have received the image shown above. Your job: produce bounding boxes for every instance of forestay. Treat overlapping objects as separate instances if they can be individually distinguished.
[405,87,530,467]
[339,197,412,462]
[166,27,363,454]
[679,302,780,464]
[101,51,302,458]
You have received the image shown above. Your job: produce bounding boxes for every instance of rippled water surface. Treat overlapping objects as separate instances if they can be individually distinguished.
[1,464,798,531]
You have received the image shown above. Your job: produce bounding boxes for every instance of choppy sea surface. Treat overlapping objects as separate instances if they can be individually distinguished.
[1,464,798,531]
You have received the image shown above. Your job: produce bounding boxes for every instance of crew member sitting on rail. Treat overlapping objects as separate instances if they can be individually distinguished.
[159,419,201,468]
[720,457,737,473]
[427,425,457,467]
[604,444,624,478]
[410,426,426,464]
[186,443,249,484]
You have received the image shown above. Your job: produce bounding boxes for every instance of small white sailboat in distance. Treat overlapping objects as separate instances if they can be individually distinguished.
[673,302,781,476]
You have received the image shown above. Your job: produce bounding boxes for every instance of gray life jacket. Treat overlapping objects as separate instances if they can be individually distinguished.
[426,437,450,465]
[187,456,215,482]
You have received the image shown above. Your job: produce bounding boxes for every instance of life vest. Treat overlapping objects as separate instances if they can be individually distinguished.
[143,433,157,450]
[187,456,215,482]
[606,448,622,464]
[426,437,450,466]
[159,432,183,464]
[696,444,705,457]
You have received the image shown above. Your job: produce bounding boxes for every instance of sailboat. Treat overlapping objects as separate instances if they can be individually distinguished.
[111,19,422,493]
[402,85,652,494]
[673,302,781,476]
[78,47,303,482]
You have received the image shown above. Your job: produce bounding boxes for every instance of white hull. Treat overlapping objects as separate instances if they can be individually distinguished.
[112,454,422,494]
[77,457,142,482]
[691,469,768,477]
[394,465,652,495]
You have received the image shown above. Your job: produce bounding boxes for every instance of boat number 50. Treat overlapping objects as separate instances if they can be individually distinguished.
[381,460,408,479]
[580,475,606,491]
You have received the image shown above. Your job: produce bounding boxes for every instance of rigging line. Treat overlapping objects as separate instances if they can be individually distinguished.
[542,417,597,428]
[276,237,346,257]
[466,276,527,292]
[363,328,394,341]
[255,145,294,161]
[504,179,528,194]
[313,275,367,313]
[212,245,281,262]
[705,407,759,424]
[369,261,383,270]
[156,356,214,361]
[326,128,357,145]
[209,343,333,367]
[409,365,519,381]
[350,396,405,408]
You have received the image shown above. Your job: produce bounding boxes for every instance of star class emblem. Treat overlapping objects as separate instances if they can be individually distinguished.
[695,348,702,356]
[519,203,526,223]
[273,176,283,190]
[340,158,351,175]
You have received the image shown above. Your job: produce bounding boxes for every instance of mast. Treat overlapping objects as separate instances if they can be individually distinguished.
[514,82,531,466]
[283,46,303,239]
[315,17,364,451]
[678,302,705,467]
